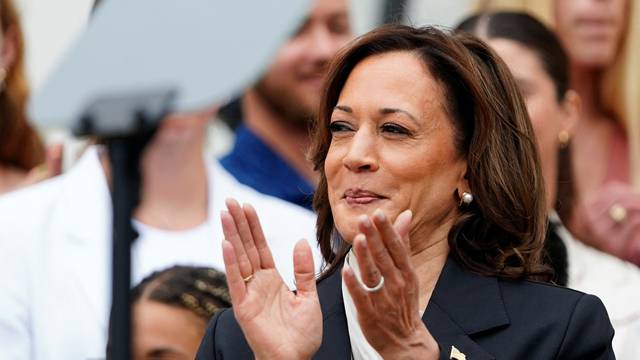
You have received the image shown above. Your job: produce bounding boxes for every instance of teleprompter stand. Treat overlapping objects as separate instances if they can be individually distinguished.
[75,89,175,360]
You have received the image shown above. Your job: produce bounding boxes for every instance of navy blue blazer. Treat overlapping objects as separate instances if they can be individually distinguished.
[196,258,615,359]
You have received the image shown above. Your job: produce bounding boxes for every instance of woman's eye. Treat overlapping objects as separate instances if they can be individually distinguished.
[381,123,410,135]
[329,121,353,133]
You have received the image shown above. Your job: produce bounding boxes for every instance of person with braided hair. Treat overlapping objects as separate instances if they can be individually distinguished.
[108,266,231,360]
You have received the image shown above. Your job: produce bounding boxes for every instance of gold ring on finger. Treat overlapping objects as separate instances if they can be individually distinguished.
[609,203,627,224]
[243,274,253,283]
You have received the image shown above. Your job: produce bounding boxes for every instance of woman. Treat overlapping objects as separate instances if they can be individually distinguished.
[0,0,47,194]
[107,266,230,360]
[458,11,640,359]
[196,25,614,359]
[476,0,640,265]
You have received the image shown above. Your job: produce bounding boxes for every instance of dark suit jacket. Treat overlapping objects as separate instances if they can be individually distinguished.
[196,258,615,359]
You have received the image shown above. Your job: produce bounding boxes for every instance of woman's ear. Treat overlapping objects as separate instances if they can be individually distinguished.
[559,90,581,137]
[0,25,18,70]
[456,165,471,196]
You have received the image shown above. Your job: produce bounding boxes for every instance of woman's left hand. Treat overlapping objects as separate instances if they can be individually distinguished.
[342,209,440,359]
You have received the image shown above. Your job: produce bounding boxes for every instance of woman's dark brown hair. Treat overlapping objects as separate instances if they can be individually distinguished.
[310,24,550,281]
[0,0,44,170]
[456,11,576,228]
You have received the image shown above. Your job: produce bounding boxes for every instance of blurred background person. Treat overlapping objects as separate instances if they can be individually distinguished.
[218,0,353,210]
[0,0,45,195]
[476,0,640,264]
[458,11,640,358]
[0,106,318,360]
[107,266,231,360]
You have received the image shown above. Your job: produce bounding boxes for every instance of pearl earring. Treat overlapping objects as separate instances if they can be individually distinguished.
[459,191,474,207]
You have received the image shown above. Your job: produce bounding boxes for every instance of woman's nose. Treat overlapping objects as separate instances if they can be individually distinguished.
[342,131,379,172]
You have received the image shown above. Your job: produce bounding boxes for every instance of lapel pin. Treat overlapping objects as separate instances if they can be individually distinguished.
[450,346,466,360]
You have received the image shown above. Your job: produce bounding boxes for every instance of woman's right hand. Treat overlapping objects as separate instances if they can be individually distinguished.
[578,182,640,265]
[220,199,322,360]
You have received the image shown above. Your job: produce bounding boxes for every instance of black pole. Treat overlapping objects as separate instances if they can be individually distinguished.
[107,127,156,360]
[74,88,175,360]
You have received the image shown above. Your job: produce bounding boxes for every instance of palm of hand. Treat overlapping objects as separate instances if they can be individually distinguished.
[234,269,322,360]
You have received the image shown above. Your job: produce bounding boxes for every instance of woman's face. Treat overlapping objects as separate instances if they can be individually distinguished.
[133,300,207,360]
[489,39,576,209]
[554,0,628,68]
[325,51,467,246]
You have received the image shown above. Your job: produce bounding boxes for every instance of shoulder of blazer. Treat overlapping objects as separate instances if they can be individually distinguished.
[424,257,615,359]
[497,279,615,359]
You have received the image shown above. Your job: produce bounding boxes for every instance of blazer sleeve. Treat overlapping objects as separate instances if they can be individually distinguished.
[556,293,616,359]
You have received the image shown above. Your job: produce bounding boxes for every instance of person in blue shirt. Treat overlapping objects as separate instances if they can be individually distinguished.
[219,0,354,210]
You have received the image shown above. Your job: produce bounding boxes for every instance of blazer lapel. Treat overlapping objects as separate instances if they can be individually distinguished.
[423,258,510,360]
[314,269,351,359]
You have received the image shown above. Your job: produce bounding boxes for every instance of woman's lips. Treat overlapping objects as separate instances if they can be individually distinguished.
[343,189,386,205]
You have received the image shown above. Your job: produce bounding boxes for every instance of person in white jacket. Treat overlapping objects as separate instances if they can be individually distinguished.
[457,11,640,359]
[0,107,320,360]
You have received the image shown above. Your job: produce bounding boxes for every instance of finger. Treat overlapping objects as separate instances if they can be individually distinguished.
[293,239,317,296]
[46,143,63,176]
[359,211,399,280]
[383,209,413,272]
[393,209,412,244]
[352,234,384,290]
[225,198,261,270]
[342,264,374,314]
[220,210,253,278]
[243,203,276,269]
[222,240,246,303]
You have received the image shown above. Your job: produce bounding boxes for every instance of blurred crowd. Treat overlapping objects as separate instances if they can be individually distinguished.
[0,0,638,359]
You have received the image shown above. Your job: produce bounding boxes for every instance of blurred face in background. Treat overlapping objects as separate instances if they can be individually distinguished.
[255,0,352,126]
[489,39,578,208]
[554,0,628,68]
[0,18,17,80]
[133,300,207,360]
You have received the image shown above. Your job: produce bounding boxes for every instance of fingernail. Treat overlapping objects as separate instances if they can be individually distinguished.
[359,215,371,228]
[374,209,386,221]
[354,233,366,245]
[399,209,413,221]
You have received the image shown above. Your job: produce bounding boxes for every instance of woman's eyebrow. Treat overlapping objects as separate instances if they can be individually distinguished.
[146,348,181,358]
[380,107,418,125]
[334,105,352,113]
